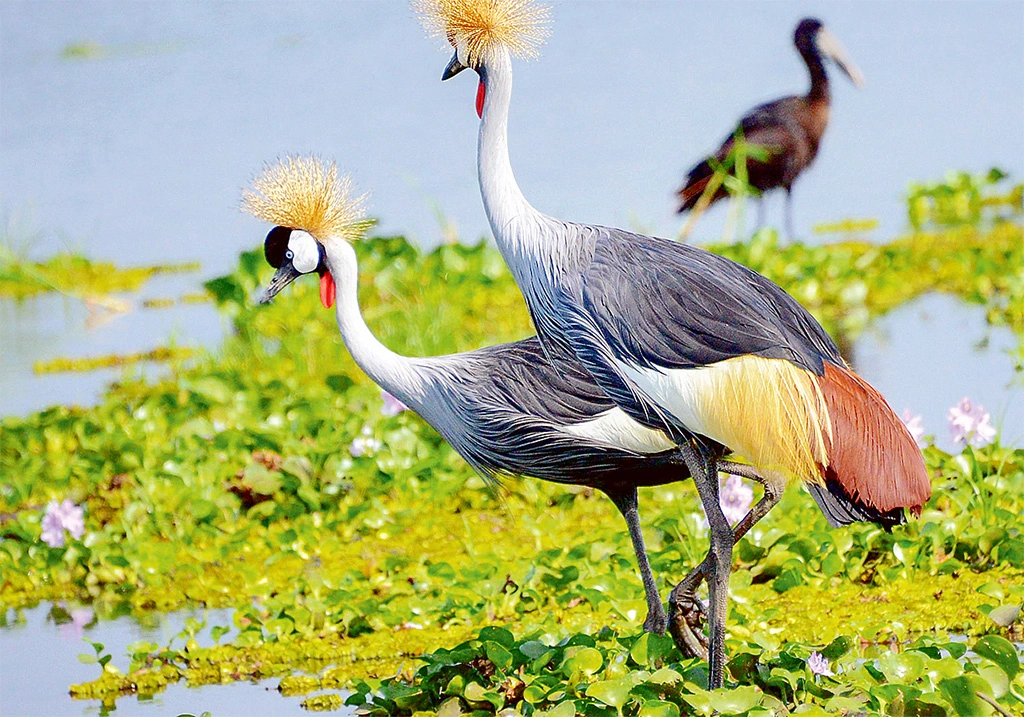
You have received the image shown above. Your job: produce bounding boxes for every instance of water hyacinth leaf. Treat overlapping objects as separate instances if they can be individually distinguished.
[563,647,603,678]
[519,640,550,660]
[986,603,1021,628]
[539,702,576,717]
[478,626,515,649]
[772,567,804,593]
[630,632,676,668]
[879,652,926,683]
[938,674,996,716]
[647,668,683,685]
[820,635,853,661]
[463,681,502,709]
[975,662,1010,699]
[434,696,462,717]
[585,674,642,709]
[679,688,714,717]
[638,699,680,717]
[972,635,1019,679]
[484,641,513,673]
[707,685,762,714]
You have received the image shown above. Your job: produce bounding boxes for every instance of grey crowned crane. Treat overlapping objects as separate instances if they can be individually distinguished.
[420,0,929,687]
[244,156,895,649]
[677,18,865,238]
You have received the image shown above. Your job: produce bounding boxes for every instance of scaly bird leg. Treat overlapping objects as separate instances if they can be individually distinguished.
[671,464,786,662]
[605,486,668,634]
[605,463,781,640]
[672,440,732,689]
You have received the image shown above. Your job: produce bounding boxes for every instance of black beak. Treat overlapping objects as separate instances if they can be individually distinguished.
[258,262,302,304]
[442,50,468,81]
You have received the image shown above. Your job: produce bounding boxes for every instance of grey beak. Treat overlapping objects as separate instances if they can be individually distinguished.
[258,262,302,304]
[816,28,865,88]
[442,50,468,81]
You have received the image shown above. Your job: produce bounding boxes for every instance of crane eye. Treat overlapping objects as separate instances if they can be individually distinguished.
[285,250,294,261]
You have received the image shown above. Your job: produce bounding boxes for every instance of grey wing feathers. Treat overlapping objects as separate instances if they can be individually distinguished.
[420,338,675,486]
[575,226,842,374]
[807,480,905,530]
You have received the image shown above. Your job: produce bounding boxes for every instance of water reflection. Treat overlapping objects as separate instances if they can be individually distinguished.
[0,272,223,417]
[0,603,353,716]
[853,292,1023,452]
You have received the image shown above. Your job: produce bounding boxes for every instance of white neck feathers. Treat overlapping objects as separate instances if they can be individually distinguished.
[476,49,553,270]
[322,239,425,410]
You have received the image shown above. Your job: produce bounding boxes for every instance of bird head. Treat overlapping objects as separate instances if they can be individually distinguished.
[416,0,551,117]
[795,18,865,88]
[242,155,371,309]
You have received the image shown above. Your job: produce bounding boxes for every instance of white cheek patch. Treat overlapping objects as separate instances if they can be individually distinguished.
[455,40,469,67]
[289,231,320,274]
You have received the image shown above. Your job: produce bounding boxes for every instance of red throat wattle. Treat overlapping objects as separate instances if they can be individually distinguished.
[475,80,486,119]
[319,271,336,309]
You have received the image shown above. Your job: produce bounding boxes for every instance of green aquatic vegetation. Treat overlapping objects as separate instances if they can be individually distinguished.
[0,244,200,300]
[1,224,1023,713]
[33,346,198,375]
[907,168,1023,232]
[58,39,185,62]
[713,222,1024,360]
[343,627,1023,716]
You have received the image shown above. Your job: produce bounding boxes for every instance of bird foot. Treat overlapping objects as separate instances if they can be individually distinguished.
[668,591,710,661]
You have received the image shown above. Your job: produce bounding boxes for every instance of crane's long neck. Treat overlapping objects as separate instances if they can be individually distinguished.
[802,45,830,103]
[476,50,550,272]
[322,239,427,411]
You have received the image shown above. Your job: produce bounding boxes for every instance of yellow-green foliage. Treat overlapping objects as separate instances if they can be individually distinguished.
[2,222,1022,715]
[0,245,199,300]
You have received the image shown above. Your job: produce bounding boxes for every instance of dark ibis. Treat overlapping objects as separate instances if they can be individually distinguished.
[677,18,864,237]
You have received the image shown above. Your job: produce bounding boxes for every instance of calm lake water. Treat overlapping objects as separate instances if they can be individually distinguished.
[1,1,1023,713]
[0,604,356,716]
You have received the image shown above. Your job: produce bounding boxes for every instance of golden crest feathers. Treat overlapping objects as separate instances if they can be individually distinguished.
[242,156,372,241]
[415,0,551,66]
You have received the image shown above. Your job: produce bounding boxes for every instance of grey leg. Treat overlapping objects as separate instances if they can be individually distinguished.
[606,486,668,634]
[671,440,731,689]
[671,465,786,661]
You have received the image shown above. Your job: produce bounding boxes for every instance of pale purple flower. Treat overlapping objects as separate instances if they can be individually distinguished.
[900,409,927,449]
[947,397,996,448]
[380,390,408,417]
[40,499,85,548]
[807,652,834,677]
[719,474,754,526]
[700,474,753,529]
[349,426,382,458]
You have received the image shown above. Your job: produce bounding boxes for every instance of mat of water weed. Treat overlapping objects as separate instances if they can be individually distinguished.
[2,219,1023,715]
[0,245,200,301]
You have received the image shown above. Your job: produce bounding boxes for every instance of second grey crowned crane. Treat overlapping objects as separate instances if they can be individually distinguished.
[244,156,888,645]
[421,0,928,688]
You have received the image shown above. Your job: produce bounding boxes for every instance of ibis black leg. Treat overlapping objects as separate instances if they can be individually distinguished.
[755,197,766,234]
[670,464,786,662]
[784,187,795,240]
[606,486,667,634]
[670,440,731,689]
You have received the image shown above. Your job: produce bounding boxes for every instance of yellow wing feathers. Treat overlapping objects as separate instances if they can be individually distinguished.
[694,356,832,483]
[242,155,373,242]
[415,0,551,67]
